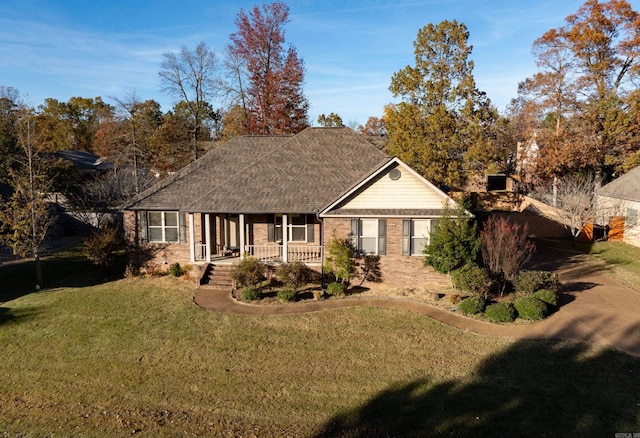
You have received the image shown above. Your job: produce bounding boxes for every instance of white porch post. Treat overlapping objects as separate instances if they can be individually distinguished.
[282,214,288,262]
[204,213,212,262]
[239,214,246,256]
[188,213,195,262]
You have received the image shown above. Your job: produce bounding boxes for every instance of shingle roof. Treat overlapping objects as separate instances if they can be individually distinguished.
[124,127,389,213]
[597,166,640,202]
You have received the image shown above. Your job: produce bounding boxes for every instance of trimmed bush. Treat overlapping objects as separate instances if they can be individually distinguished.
[326,281,345,297]
[514,296,548,321]
[277,288,297,302]
[532,288,558,307]
[169,262,183,277]
[457,296,486,315]
[241,287,260,301]
[513,270,559,295]
[485,302,516,323]
[277,262,311,291]
[231,257,267,288]
[451,263,492,298]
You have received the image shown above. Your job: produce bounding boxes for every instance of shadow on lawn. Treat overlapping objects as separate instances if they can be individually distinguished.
[0,246,126,303]
[0,306,41,326]
[316,337,640,437]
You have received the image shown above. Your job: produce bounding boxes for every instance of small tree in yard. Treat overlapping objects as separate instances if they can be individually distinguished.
[481,215,535,296]
[323,234,355,288]
[83,227,121,275]
[424,203,479,274]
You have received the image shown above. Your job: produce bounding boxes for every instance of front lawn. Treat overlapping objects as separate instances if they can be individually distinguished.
[1,271,639,435]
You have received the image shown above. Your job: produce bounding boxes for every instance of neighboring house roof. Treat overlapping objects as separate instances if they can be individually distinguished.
[124,127,390,214]
[51,150,113,174]
[597,166,640,202]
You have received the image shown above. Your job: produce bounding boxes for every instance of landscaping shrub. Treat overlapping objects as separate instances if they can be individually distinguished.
[532,288,558,307]
[324,235,356,287]
[514,296,548,321]
[449,294,462,305]
[457,296,485,315]
[83,227,121,272]
[277,288,297,302]
[326,281,345,297]
[231,257,266,287]
[241,287,260,301]
[169,262,183,277]
[513,270,559,295]
[451,263,492,298]
[424,202,480,273]
[277,262,311,291]
[485,302,516,323]
[480,216,535,296]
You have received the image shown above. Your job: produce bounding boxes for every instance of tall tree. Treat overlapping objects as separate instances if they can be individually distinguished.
[108,93,163,194]
[227,2,309,135]
[317,112,344,127]
[515,0,640,178]
[159,42,219,161]
[386,20,500,188]
[0,107,55,290]
[35,97,114,152]
[0,86,20,184]
[357,116,387,136]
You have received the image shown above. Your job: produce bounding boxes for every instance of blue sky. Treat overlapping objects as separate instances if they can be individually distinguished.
[1,0,635,126]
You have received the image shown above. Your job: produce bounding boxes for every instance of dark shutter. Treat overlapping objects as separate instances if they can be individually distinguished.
[378,219,386,255]
[267,214,275,242]
[179,213,186,243]
[307,215,314,242]
[402,220,411,256]
[140,211,148,243]
[351,219,359,250]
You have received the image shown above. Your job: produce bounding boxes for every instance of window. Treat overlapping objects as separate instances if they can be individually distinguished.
[147,211,179,242]
[627,208,638,226]
[351,219,386,255]
[403,219,437,256]
[269,214,314,242]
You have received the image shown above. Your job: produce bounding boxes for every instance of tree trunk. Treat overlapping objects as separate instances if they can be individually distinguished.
[35,252,42,290]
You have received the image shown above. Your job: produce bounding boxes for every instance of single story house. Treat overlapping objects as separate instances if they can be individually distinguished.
[597,165,640,247]
[122,127,460,286]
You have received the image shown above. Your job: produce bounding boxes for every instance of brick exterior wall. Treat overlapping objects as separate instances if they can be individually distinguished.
[323,217,449,290]
[123,210,190,269]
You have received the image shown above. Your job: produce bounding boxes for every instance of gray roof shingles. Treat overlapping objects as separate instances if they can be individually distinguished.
[597,166,640,202]
[125,127,389,213]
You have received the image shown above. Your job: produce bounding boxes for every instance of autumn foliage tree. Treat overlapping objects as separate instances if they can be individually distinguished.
[481,216,535,296]
[386,20,501,189]
[227,2,309,135]
[514,0,640,178]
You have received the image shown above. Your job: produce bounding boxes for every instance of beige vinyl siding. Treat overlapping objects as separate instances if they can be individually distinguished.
[342,167,445,210]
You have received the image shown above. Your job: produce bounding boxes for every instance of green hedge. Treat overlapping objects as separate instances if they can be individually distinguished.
[514,296,547,321]
[457,296,486,315]
[485,302,516,323]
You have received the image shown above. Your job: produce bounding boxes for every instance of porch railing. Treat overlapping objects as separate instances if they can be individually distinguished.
[194,243,207,261]
[244,245,323,264]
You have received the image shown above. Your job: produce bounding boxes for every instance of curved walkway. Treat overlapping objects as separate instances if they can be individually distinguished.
[194,249,640,357]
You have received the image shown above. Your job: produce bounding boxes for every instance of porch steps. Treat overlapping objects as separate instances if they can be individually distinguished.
[200,264,234,289]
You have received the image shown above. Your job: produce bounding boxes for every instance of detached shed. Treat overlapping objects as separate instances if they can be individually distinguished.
[597,166,640,248]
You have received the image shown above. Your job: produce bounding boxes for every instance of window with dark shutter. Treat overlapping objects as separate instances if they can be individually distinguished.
[378,219,386,255]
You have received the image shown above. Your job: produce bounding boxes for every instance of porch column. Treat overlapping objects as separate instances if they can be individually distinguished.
[188,213,195,262]
[239,214,246,256]
[204,213,212,262]
[282,214,288,262]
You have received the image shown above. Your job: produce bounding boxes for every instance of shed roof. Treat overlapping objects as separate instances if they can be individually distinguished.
[597,166,640,202]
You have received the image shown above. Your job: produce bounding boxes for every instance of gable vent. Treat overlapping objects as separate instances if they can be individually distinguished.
[388,168,401,180]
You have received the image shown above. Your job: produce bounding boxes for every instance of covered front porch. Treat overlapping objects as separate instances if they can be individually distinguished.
[187,212,323,265]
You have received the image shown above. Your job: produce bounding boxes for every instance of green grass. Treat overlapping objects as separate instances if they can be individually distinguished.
[544,239,640,291]
[0,245,639,436]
